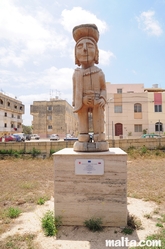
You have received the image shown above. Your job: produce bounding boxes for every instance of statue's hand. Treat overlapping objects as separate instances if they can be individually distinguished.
[98,98,105,108]
[83,96,92,105]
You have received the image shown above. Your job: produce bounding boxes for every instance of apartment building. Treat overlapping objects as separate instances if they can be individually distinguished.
[30,98,78,138]
[0,92,25,136]
[105,83,165,138]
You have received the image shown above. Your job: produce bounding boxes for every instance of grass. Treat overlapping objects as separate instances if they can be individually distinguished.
[0,234,36,249]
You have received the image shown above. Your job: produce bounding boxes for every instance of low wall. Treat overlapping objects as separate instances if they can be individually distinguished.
[0,138,165,157]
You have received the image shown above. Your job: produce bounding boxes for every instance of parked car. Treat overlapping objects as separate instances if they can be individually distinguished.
[50,134,60,140]
[13,134,22,142]
[64,134,78,141]
[25,134,31,141]
[0,135,16,142]
[30,134,40,140]
[13,133,26,141]
[141,134,162,138]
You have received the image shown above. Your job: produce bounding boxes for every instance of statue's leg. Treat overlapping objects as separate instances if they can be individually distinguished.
[93,105,105,142]
[78,105,89,142]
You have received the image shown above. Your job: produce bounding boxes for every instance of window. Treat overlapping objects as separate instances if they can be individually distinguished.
[7,102,10,107]
[114,105,122,113]
[134,124,142,132]
[117,88,122,94]
[14,105,17,109]
[11,114,14,118]
[134,103,142,112]
[47,115,52,120]
[17,115,20,119]
[48,125,52,129]
[155,105,162,112]
[0,99,3,104]
[11,123,14,128]
[155,122,163,132]
[4,112,7,117]
[4,123,7,128]
[47,106,53,111]
[20,106,23,110]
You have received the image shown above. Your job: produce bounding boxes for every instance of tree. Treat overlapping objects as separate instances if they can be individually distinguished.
[22,125,32,134]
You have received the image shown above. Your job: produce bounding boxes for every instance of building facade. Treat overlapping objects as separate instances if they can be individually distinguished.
[105,83,165,138]
[30,98,78,138]
[0,92,25,136]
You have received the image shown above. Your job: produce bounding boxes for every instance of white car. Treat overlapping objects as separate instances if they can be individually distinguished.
[30,134,40,140]
[50,134,60,140]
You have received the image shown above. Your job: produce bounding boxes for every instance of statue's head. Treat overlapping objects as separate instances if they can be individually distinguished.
[72,24,99,66]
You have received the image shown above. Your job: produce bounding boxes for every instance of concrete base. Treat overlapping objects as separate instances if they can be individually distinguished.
[53,148,127,227]
[73,141,109,152]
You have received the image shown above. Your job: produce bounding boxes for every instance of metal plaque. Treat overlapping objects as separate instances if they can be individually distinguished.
[75,159,104,175]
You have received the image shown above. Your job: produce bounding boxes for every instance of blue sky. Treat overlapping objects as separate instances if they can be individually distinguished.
[0,0,165,125]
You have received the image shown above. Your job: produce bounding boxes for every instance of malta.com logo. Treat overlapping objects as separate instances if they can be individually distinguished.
[105,237,161,247]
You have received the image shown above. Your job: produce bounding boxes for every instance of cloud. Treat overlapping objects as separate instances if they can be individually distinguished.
[0,66,74,95]
[0,0,70,67]
[99,49,116,66]
[136,10,163,36]
[60,7,108,34]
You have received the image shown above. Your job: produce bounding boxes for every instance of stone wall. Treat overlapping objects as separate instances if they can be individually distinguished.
[0,138,164,156]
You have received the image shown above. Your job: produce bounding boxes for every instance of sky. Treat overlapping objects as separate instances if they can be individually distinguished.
[0,0,165,125]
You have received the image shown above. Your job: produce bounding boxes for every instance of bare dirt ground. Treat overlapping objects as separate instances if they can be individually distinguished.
[0,156,165,249]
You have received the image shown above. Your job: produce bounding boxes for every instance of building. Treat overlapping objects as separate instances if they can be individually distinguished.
[0,92,25,137]
[30,98,78,138]
[105,83,165,138]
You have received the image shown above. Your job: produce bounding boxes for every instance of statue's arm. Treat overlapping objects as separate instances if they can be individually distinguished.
[72,72,76,107]
[99,71,107,103]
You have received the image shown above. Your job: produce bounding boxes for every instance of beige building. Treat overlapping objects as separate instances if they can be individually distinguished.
[106,83,165,138]
[0,92,25,136]
[30,98,78,138]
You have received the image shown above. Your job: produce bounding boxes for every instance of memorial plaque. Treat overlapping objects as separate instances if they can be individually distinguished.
[75,159,104,175]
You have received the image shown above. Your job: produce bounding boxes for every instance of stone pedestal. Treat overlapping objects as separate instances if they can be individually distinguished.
[53,148,127,227]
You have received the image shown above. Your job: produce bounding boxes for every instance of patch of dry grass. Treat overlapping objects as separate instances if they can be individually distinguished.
[127,158,165,204]
[0,233,36,249]
[0,157,54,234]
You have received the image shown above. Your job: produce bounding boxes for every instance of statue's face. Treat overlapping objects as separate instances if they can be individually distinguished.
[76,38,96,65]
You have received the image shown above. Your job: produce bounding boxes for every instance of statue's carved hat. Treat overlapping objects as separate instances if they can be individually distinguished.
[72,24,99,43]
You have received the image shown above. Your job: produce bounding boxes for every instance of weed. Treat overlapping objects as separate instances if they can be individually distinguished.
[6,207,21,219]
[153,208,160,214]
[156,222,163,227]
[21,181,36,189]
[37,197,48,205]
[50,149,55,155]
[127,213,143,230]
[42,211,56,236]
[121,227,133,235]
[160,214,165,223]
[140,145,147,155]
[41,211,62,236]
[30,148,41,157]
[84,217,103,232]
[144,213,152,219]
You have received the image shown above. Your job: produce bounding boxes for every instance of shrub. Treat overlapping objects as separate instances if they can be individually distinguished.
[84,217,103,232]
[41,211,62,236]
[30,148,41,157]
[121,227,133,235]
[6,207,21,219]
